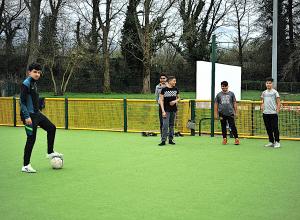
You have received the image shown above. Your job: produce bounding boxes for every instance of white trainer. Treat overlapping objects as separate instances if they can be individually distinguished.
[264,142,274,147]
[47,151,63,159]
[21,164,37,173]
[274,142,281,148]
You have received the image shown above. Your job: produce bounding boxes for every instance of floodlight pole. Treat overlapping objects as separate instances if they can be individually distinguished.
[211,35,216,137]
[272,0,278,89]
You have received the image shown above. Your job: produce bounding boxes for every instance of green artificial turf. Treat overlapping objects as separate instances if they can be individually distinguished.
[0,126,299,220]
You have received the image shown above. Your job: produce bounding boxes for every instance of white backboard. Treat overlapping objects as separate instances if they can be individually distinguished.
[196,61,241,101]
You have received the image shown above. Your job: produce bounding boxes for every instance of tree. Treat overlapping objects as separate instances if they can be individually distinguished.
[40,0,81,96]
[0,0,4,34]
[0,0,25,35]
[90,0,99,54]
[172,0,231,64]
[95,0,125,93]
[95,0,111,93]
[283,38,300,81]
[134,0,176,93]
[39,0,63,95]
[24,0,42,68]
[258,0,300,81]
[121,0,143,89]
[72,0,125,93]
[40,13,58,93]
[0,0,25,74]
[231,0,252,67]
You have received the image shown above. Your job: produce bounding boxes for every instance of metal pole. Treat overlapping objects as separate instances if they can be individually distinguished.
[13,96,16,127]
[272,0,278,89]
[190,100,195,136]
[65,98,68,129]
[123,98,127,132]
[211,35,216,137]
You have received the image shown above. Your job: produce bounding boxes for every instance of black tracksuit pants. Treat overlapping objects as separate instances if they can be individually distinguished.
[158,106,163,135]
[219,114,238,139]
[263,113,280,143]
[23,112,56,166]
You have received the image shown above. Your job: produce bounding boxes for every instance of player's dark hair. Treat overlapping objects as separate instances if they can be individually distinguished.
[160,73,168,79]
[221,81,228,86]
[265,77,273,82]
[167,76,176,82]
[28,63,42,71]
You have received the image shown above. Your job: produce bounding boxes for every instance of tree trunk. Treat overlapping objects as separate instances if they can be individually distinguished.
[62,66,75,94]
[102,28,111,93]
[26,0,42,69]
[287,0,293,46]
[91,0,99,53]
[142,35,151,93]
[142,60,151,93]
[0,0,6,35]
[142,0,151,93]
[75,20,81,46]
[4,26,15,74]
[237,19,243,67]
[49,62,58,95]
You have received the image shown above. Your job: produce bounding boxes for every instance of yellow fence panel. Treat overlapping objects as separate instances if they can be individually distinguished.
[127,99,159,132]
[0,97,14,126]
[43,98,65,128]
[176,100,191,134]
[68,99,124,131]
[15,97,23,126]
[1,97,299,140]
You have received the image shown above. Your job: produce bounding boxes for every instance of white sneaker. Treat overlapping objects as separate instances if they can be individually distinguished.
[274,142,281,148]
[47,151,63,159]
[21,164,37,173]
[264,142,274,147]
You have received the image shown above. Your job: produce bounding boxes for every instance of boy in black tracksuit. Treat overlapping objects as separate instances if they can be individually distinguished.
[20,63,63,173]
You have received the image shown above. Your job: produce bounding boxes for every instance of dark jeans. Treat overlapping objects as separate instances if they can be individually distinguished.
[263,114,280,143]
[23,112,56,166]
[219,114,238,139]
[158,105,163,135]
[161,111,176,142]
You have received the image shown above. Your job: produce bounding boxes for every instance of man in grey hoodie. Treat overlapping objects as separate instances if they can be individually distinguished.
[155,73,167,135]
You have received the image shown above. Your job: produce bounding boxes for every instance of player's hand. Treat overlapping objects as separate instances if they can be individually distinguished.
[261,105,264,111]
[170,100,177,106]
[25,117,32,125]
[234,114,238,119]
[162,111,167,118]
[214,115,219,120]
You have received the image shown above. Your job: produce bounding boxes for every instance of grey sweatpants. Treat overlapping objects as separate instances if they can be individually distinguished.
[161,111,176,142]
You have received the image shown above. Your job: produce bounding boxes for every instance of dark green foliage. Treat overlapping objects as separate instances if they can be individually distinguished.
[39,14,58,57]
[257,0,298,81]
[120,0,143,91]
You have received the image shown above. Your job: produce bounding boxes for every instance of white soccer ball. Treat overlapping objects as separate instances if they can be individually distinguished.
[50,156,63,169]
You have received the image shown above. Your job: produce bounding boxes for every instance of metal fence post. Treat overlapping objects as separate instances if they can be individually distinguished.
[65,98,68,129]
[210,34,216,137]
[13,96,16,127]
[190,100,195,136]
[251,102,254,136]
[124,98,127,132]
